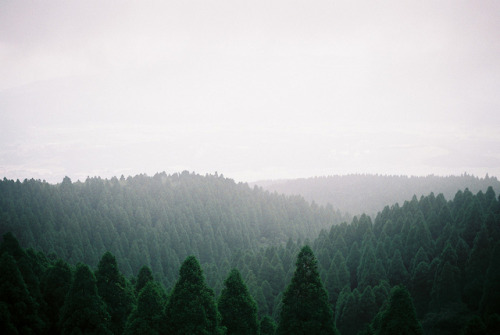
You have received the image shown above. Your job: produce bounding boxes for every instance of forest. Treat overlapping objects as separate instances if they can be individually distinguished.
[255,174,500,216]
[0,172,499,334]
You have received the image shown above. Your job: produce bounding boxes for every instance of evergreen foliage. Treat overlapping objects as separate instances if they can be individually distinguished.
[259,315,277,335]
[0,174,499,334]
[95,251,135,335]
[276,246,337,335]
[135,265,154,294]
[257,174,500,215]
[59,263,111,335]
[41,259,72,333]
[0,173,344,293]
[165,255,222,335]
[480,242,500,317]
[218,268,258,335]
[124,281,165,335]
[0,253,43,334]
[373,286,422,335]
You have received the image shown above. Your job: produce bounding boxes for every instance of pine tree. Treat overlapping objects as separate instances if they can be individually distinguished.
[405,212,432,263]
[259,315,277,335]
[59,263,111,335]
[218,268,258,335]
[430,261,461,311]
[387,249,409,286]
[357,243,386,289]
[124,281,165,335]
[462,199,483,248]
[359,286,378,329]
[41,259,72,333]
[463,226,490,310]
[165,256,222,335]
[480,242,500,317]
[324,262,342,306]
[95,251,135,335]
[335,288,359,335]
[410,261,431,318]
[1,232,43,307]
[135,265,154,294]
[374,286,422,335]
[0,253,43,334]
[276,246,337,335]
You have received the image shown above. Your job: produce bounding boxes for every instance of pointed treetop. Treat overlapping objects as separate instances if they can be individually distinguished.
[178,255,204,286]
[376,286,422,335]
[135,265,154,294]
[218,268,258,335]
[277,245,337,335]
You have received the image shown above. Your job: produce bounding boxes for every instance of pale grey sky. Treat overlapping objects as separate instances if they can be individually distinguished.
[1,0,499,183]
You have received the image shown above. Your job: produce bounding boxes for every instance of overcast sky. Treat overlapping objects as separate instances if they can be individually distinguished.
[1,0,499,183]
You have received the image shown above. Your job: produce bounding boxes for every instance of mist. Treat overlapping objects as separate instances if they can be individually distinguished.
[1,0,499,182]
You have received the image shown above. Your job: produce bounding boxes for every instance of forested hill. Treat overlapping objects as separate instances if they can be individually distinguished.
[0,171,344,288]
[0,185,499,334]
[253,174,500,216]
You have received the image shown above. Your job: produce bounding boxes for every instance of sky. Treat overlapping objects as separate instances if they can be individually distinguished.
[1,0,499,183]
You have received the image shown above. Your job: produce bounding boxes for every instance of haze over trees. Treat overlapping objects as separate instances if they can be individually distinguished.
[254,174,500,216]
[0,172,499,334]
[0,172,345,292]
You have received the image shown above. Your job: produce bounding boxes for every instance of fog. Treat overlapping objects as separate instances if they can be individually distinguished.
[1,1,499,183]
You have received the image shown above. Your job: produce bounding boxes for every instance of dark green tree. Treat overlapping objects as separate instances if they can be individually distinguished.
[59,263,111,335]
[259,315,277,335]
[374,286,422,335]
[480,242,500,317]
[359,286,378,330]
[463,226,490,310]
[324,258,349,306]
[405,212,432,264]
[218,268,258,335]
[0,253,43,334]
[41,259,72,334]
[346,242,360,289]
[335,288,359,335]
[276,246,337,335]
[124,281,165,335]
[462,199,484,248]
[430,261,461,311]
[165,255,222,334]
[410,261,432,318]
[357,243,386,289]
[95,251,135,335]
[135,265,154,294]
[388,249,408,286]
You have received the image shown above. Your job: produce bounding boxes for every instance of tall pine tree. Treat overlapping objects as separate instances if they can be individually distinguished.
[59,263,111,335]
[124,281,165,335]
[95,251,135,335]
[277,246,337,335]
[165,256,222,335]
[373,286,422,335]
[218,268,258,335]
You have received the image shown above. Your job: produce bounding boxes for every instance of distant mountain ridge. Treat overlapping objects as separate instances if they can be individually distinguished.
[252,174,500,216]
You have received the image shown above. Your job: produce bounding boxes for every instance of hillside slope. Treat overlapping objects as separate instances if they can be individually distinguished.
[253,174,500,215]
[0,171,344,289]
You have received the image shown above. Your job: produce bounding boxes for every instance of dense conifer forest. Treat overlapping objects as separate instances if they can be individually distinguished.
[0,172,499,334]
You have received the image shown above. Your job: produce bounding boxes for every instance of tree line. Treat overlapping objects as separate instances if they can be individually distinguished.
[1,231,425,335]
[255,173,500,216]
[1,172,499,333]
[0,172,345,292]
